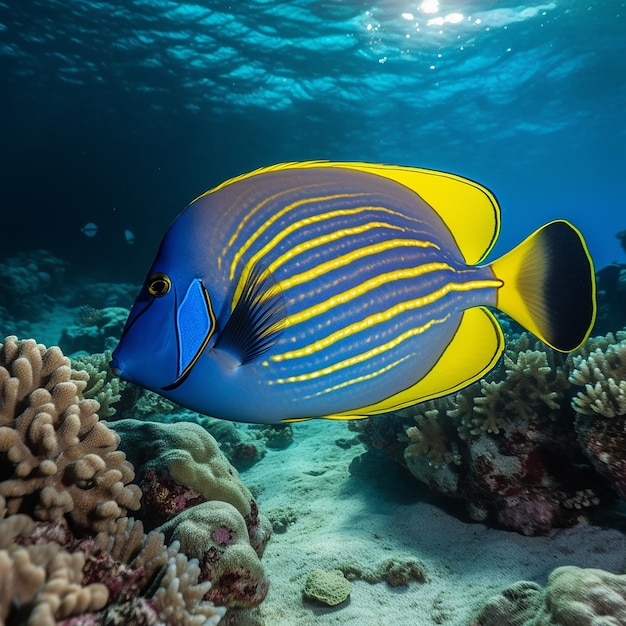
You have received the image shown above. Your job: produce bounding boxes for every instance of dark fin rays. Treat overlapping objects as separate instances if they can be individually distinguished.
[216,267,286,365]
[491,220,596,352]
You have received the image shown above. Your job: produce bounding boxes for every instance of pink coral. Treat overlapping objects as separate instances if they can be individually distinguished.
[212,526,234,546]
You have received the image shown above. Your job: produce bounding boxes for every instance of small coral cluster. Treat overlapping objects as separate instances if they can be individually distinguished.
[302,569,352,607]
[351,330,626,536]
[0,335,273,624]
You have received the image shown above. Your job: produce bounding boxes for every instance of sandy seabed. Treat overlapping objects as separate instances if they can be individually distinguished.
[241,419,626,626]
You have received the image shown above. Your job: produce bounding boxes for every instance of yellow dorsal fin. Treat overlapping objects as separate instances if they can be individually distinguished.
[194,161,501,265]
[325,307,504,420]
[324,163,501,265]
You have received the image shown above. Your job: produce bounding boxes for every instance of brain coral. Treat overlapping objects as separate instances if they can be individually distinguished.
[158,501,269,608]
[471,565,626,626]
[0,335,141,534]
[303,569,352,606]
[111,419,272,556]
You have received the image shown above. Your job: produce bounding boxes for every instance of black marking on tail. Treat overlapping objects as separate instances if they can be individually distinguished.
[540,220,596,351]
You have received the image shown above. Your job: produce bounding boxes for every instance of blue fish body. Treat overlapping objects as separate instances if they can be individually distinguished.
[110,162,596,423]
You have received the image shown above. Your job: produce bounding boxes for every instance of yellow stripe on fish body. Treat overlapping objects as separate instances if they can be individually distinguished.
[110,161,596,424]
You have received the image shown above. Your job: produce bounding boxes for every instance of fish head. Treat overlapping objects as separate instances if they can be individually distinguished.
[110,266,218,391]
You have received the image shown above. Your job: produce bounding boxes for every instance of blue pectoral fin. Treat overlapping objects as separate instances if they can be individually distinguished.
[174,278,216,381]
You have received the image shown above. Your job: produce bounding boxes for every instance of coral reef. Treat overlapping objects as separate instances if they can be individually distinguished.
[0,336,141,534]
[0,250,69,319]
[302,569,352,606]
[470,566,626,626]
[0,336,274,623]
[111,419,271,608]
[569,332,626,500]
[350,333,610,535]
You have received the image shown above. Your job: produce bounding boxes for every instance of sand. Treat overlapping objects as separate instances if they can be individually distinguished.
[240,419,626,625]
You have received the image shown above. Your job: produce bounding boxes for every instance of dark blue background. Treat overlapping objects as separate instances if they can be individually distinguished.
[1,0,624,282]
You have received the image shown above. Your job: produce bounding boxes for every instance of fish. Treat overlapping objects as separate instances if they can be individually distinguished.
[125,229,136,245]
[110,161,596,424]
[81,222,98,237]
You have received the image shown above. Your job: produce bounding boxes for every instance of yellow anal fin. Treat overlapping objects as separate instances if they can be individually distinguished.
[325,307,504,420]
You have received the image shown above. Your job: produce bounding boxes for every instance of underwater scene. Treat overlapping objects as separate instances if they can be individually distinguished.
[1,0,626,624]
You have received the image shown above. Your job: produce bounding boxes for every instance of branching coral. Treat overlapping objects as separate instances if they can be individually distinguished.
[400,400,460,468]
[569,333,626,418]
[451,343,569,440]
[0,336,268,624]
[71,350,121,419]
[569,332,626,499]
[0,336,141,534]
[0,507,109,626]
[351,331,607,535]
[0,508,226,626]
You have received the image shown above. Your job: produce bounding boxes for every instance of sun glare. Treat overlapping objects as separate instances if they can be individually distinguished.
[419,0,439,14]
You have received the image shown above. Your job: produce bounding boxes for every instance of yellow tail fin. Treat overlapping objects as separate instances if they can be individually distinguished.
[490,220,596,352]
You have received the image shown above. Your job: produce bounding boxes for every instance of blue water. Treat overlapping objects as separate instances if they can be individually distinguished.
[0,0,625,280]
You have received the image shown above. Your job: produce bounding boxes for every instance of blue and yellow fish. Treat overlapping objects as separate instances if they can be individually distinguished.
[110,162,596,423]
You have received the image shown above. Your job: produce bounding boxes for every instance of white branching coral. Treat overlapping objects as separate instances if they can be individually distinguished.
[569,336,626,418]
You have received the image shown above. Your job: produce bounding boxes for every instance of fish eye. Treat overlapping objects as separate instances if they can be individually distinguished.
[147,272,171,297]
